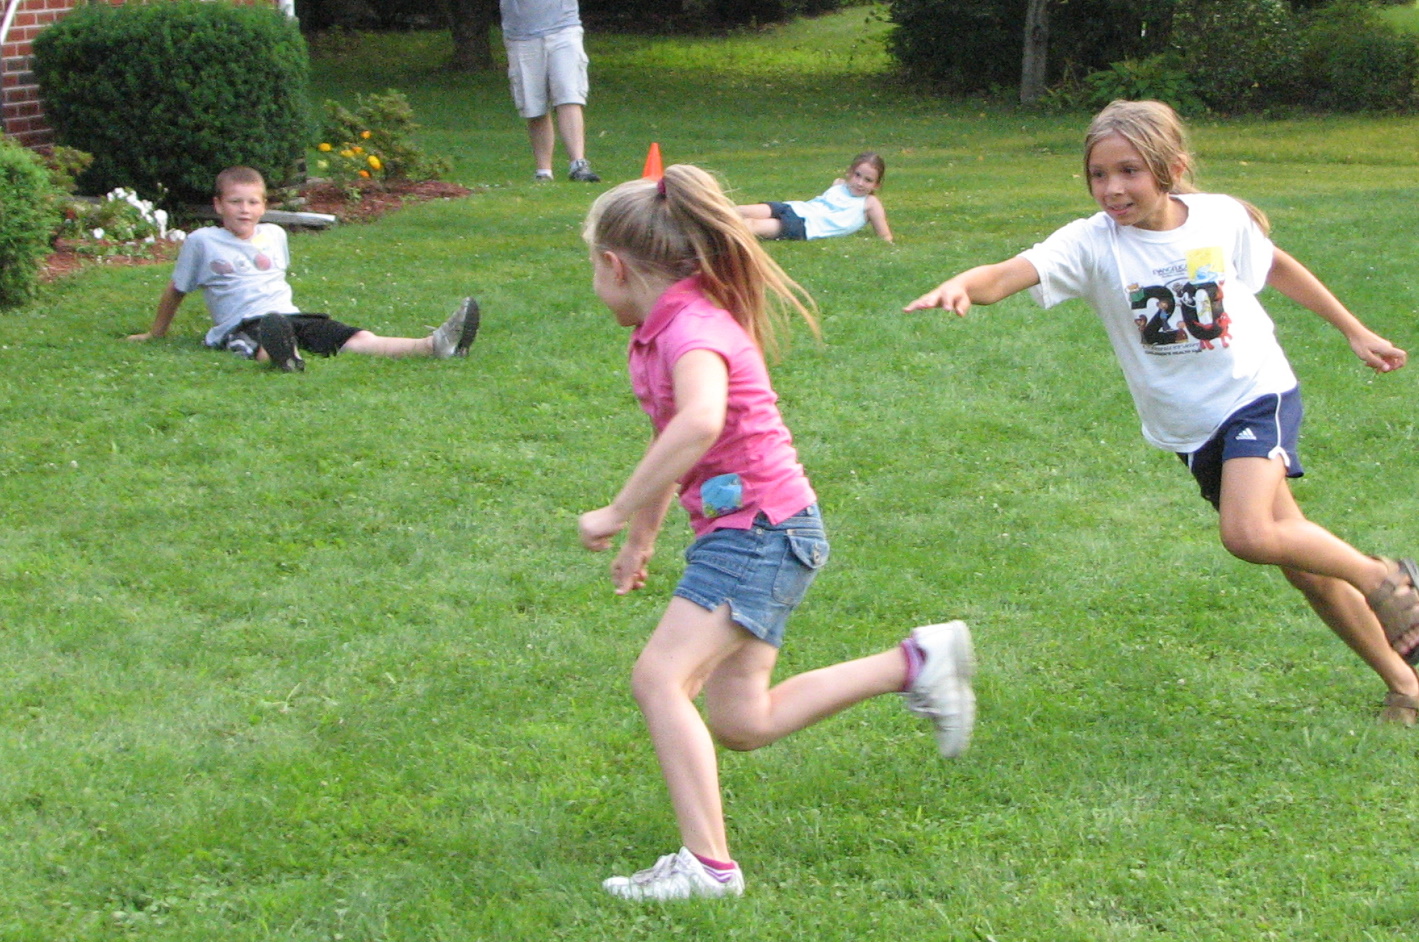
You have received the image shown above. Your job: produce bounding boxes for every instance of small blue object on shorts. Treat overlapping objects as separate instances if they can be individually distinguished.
[674,504,828,648]
[766,202,808,241]
[1180,386,1304,509]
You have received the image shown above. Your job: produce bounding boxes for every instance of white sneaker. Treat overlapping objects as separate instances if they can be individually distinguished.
[903,621,976,758]
[602,847,744,901]
[429,297,480,358]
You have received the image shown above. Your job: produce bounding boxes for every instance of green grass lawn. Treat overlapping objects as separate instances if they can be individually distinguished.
[3,8,1419,940]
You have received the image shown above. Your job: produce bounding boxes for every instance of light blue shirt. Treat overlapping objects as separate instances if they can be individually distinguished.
[500,0,580,41]
[786,183,868,240]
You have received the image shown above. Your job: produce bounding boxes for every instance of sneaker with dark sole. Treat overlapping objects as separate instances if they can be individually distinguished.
[603,847,744,901]
[429,297,480,358]
[569,160,601,183]
[258,313,304,372]
[903,620,976,758]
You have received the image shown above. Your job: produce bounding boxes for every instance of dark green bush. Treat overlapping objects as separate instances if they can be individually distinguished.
[1079,54,1206,115]
[1299,0,1419,111]
[32,1,310,204]
[1169,0,1303,112]
[888,0,1176,95]
[0,138,58,308]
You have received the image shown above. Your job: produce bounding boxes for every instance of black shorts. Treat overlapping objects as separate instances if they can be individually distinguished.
[766,202,808,241]
[224,313,363,358]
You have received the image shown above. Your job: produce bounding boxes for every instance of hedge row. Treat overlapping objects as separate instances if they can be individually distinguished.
[33,1,311,204]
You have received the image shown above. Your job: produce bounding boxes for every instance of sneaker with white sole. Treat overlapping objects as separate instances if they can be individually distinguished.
[903,620,976,758]
[602,847,744,901]
[429,297,480,358]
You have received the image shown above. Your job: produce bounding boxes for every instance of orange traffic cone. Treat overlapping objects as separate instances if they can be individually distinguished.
[642,142,664,180]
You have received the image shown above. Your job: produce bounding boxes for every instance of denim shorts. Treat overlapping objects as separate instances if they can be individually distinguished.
[766,202,808,241]
[1179,386,1304,509]
[674,504,829,648]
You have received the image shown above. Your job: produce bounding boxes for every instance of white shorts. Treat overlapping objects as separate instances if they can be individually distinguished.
[504,26,589,119]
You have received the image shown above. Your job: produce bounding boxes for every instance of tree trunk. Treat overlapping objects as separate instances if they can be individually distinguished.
[448,0,499,72]
[1020,0,1050,105]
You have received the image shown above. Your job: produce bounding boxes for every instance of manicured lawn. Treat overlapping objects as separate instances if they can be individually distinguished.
[3,8,1417,940]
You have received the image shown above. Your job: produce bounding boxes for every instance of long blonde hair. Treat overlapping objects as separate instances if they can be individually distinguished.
[583,164,818,357]
[1084,99,1269,234]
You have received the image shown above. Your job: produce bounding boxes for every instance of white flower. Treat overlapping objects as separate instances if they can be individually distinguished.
[92,228,105,240]
[167,230,187,243]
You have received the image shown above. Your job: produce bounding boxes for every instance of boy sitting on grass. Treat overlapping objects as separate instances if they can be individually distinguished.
[128,166,479,371]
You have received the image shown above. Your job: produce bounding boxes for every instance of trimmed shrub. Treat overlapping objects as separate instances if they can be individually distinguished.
[32,1,310,204]
[0,138,58,308]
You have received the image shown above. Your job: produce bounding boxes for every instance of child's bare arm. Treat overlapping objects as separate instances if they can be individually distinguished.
[1267,248,1406,373]
[128,282,186,341]
[579,349,727,558]
[866,195,893,243]
[904,256,1040,315]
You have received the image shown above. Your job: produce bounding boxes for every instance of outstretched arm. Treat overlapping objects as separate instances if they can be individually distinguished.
[1267,247,1406,373]
[904,256,1040,316]
[127,281,186,341]
[866,195,893,243]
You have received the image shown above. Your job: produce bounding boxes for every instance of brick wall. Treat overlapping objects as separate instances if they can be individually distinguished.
[1,0,279,150]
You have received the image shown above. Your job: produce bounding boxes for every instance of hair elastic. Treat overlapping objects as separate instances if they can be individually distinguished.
[656,177,667,198]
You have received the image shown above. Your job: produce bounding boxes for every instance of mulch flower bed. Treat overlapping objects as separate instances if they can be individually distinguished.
[41,179,475,282]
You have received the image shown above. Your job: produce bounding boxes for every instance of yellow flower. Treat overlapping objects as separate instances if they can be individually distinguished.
[360,130,372,139]
[358,170,371,179]
[340,149,355,158]
[353,146,365,156]
[367,155,382,171]
[317,142,332,152]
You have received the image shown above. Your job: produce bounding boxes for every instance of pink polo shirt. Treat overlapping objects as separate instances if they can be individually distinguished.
[629,278,816,536]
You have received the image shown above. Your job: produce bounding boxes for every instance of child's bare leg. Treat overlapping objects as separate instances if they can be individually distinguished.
[737,205,784,239]
[630,598,753,863]
[1218,456,1390,591]
[338,330,433,358]
[1282,567,1419,695]
[1218,456,1415,690]
[702,641,906,752]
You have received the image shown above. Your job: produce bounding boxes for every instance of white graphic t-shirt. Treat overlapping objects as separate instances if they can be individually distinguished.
[1020,193,1297,452]
[171,224,298,347]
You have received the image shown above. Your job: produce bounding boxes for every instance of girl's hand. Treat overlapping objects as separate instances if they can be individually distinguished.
[611,542,654,595]
[578,505,626,552]
[904,278,972,316]
[1349,330,1407,374]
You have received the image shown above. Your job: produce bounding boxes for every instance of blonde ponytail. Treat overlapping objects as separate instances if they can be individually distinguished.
[585,164,818,357]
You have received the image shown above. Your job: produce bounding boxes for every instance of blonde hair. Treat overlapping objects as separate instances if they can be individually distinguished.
[1084,99,1269,234]
[215,165,266,198]
[584,164,818,357]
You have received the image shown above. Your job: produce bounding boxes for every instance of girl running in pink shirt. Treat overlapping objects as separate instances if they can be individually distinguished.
[578,164,975,901]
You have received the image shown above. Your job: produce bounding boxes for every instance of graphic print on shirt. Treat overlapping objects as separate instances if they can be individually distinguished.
[1126,245,1231,355]
[210,250,272,277]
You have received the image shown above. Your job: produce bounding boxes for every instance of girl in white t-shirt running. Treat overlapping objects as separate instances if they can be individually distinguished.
[905,99,1419,724]
[737,152,894,242]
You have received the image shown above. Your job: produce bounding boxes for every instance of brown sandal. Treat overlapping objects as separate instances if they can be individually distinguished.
[1366,557,1419,665]
[1378,692,1419,727]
